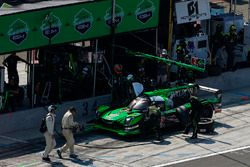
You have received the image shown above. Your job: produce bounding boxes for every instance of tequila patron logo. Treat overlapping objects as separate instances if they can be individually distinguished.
[41,13,61,39]
[135,0,155,23]
[104,5,124,27]
[8,19,29,45]
[74,9,93,35]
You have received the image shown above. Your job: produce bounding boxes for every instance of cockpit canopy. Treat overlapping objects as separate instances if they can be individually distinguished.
[128,96,150,111]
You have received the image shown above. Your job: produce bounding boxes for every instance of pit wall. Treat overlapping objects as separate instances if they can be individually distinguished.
[0,94,111,134]
[197,68,250,91]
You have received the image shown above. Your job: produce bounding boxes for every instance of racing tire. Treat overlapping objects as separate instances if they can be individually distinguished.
[198,118,214,134]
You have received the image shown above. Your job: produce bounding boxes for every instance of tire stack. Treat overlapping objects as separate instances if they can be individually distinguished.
[198,118,214,134]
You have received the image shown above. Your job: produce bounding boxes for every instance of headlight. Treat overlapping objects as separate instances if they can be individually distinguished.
[125,117,133,126]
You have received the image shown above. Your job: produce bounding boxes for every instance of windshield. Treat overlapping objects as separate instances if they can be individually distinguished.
[128,97,150,111]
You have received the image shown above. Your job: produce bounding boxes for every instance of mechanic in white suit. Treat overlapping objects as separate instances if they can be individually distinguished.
[57,106,80,158]
[42,105,57,162]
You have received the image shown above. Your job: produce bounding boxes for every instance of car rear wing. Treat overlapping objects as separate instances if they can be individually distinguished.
[199,85,222,113]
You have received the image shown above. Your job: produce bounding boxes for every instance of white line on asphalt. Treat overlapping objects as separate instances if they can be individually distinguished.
[0,135,28,144]
[153,145,250,167]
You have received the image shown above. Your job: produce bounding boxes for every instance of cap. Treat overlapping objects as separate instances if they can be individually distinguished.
[48,105,57,112]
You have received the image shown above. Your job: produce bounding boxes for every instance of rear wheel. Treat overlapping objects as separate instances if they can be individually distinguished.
[200,104,213,118]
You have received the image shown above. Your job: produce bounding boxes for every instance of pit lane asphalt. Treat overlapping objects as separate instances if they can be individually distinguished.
[1,88,250,167]
[157,147,250,167]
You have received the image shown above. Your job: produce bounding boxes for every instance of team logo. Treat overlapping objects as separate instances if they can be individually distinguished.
[104,5,124,27]
[135,0,155,23]
[8,19,29,45]
[187,0,199,18]
[41,13,61,39]
[74,8,93,35]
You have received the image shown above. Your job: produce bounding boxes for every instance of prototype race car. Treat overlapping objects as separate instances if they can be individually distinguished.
[95,83,221,136]
[94,50,221,136]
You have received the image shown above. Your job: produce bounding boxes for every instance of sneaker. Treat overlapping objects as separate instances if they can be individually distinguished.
[191,135,198,139]
[57,149,62,159]
[156,136,163,142]
[42,157,51,162]
[69,154,78,158]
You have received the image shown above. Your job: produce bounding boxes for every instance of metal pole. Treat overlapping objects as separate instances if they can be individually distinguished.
[168,0,173,56]
[93,39,98,97]
[155,28,158,55]
[229,0,232,13]
[28,50,35,108]
[234,0,237,14]
[111,0,116,100]
[249,0,250,22]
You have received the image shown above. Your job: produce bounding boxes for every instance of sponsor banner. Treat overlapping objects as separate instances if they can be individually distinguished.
[175,0,211,24]
[0,0,159,54]
[191,56,205,68]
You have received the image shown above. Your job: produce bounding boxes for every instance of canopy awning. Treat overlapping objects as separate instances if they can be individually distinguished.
[0,0,160,55]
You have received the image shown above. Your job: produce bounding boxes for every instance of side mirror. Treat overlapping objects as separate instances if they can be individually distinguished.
[132,82,144,97]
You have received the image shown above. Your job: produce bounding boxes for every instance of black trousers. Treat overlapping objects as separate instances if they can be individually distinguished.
[184,118,198,137]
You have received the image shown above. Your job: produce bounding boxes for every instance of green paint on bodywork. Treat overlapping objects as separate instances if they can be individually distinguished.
[94,124,141,136]
[145,83,197,97]
[97,105,110,113]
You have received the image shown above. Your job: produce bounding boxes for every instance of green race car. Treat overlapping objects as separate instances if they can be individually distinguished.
[95,83,221,136]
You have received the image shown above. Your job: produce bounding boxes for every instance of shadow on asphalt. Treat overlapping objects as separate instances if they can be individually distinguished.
[214,121,234,129]
[184,137,216,144]
[71,157,93,166]
[50,161,67,167]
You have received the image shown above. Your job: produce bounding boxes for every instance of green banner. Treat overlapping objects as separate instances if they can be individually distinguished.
[0,0,160,54]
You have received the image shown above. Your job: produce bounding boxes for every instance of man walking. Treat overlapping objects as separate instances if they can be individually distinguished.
[57,106,80,158]
[42,105,57,162]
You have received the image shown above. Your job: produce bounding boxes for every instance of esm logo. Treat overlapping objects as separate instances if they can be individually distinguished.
[187,1,198,16]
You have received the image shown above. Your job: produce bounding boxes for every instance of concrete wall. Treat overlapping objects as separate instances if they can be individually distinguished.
[197,68,250,91]
[0,94,111,134]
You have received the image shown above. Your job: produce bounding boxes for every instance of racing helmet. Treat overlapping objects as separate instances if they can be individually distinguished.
[114,64,123,75]
[48,105,57,112]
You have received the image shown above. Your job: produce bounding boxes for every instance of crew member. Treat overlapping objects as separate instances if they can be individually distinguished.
[4,76,23,112]
[225,24,238,71]
[3,52,29,85]
[183,96,202,139]
[148,105,163,142]
[42,105,57,162]
[57,106,81,159]
[157,49,169,88]
[112,64,125,106]
[211,24,225,64]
